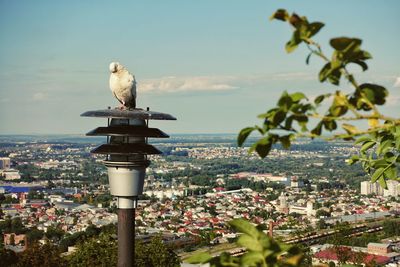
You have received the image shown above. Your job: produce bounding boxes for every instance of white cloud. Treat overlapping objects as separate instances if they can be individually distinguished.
[32,92,48,101]
[138,72,317,94]
[139,76,238,93]
[393,77,400,87]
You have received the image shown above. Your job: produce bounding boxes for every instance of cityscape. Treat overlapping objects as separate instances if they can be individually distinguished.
[1,1,399,267]
[0,135,399,266]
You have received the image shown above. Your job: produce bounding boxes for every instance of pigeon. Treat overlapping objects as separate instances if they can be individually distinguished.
[109,62,137,109]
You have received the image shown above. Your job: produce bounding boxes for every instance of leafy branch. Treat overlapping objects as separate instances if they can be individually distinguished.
[238,9,400,187]
[187,219,304,267]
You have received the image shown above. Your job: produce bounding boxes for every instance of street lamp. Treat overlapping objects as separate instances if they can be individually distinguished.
[81,107,176,267]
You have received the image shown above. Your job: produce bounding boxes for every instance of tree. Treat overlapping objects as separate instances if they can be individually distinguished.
[0,248,18,266]
[316,209,331,218]
[26,228,44,243]
[9,234,15,246]
[238,9,400,189]
[44,225,64,241]
[135,235,181,267]
[67,233,117,267]
[16,242,65,267]
[382,219,400,236]
[67,233,180,267]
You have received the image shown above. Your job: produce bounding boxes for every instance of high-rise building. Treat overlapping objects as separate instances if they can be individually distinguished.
[278,192,289,214]
[360,181,384,196]
[0,157,11,170]
[384,180,399,197]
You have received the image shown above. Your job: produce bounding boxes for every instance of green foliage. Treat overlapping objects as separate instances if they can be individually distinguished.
[188,219,304,267]
[0,248,18,266]
[16,243,65,267]
[239,9,400,188]
[382,219,400,236]
[135,235,181,267]
[67,233,180,267]
[67,233,117,267]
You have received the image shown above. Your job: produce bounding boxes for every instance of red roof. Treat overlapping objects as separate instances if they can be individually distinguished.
[314,248,391,265]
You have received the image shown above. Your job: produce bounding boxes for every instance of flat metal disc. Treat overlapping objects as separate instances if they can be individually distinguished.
[81,108,176,120]
[91,143,162,155]
[86,126,169,138]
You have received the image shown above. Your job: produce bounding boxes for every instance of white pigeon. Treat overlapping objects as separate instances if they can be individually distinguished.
[109,62,137,109]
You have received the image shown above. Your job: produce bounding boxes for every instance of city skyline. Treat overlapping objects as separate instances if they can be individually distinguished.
[0,1,399,135]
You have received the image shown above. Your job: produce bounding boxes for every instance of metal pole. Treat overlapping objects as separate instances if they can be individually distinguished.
[118,207,135,267]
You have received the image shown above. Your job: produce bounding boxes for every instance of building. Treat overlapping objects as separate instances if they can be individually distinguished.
[313,247,392,266]
[290,176,304,188]
[384,180,399,197]
[0,157,11,170]
[3,170,21,180]
[289,200,315,217]
[278,192,289,214]
[3,233,28,252]
[368,243,392,255]
[360,181,384,196]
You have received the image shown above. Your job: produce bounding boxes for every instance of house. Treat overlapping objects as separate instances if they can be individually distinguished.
[368,242,392,255]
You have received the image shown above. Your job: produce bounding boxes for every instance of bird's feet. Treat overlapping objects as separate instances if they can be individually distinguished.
[118,104,125,110]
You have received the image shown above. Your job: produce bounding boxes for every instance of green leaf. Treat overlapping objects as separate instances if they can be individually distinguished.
[342,123,358,135]
[319,62,331,82]
[187,252,213,264]
[255,139,272,158]
[280,134,293,149]
[238,127,255,147]
[355,135,372,145]
[289,13,304,28]
[323,120,337,131]
[311,122,323,136]
[258,232,271,249]
[327,68,342,85]
[290,92,307,102]
[353,60,368,71]
[285,254,304,266]
[359,83,388,106]
[378,176,387,189]
[330,37,361,51]
[329,93,348,116]
[270,9,289,21]
[314,94,331,105]
[308,22,324,37]
[272,110,287,125]
[360,141,376,153]
[285,116,294,130]
[228,219,259,239]
[377,139,393,155]
[371,167,385,183]
[347,155,360,165]
[384,152,396,163]
[240,251,265,266]
[329,104,348,117]
[285,31,301,53]
[384,166,397,180]
[278,92,293,111]
[237,235,262,252]
[258,108,279,119]
[238,127,256,147]
[372,159,388,169]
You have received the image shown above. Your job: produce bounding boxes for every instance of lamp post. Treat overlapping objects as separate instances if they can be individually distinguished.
[81,107,176,267]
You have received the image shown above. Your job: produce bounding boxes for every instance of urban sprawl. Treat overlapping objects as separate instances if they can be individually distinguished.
[0,135,399,266]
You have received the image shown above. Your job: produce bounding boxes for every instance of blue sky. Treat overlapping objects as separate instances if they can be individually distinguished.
[0,1,399,134]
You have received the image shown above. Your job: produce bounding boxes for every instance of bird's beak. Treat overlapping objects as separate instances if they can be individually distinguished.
[109,63,117,73]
